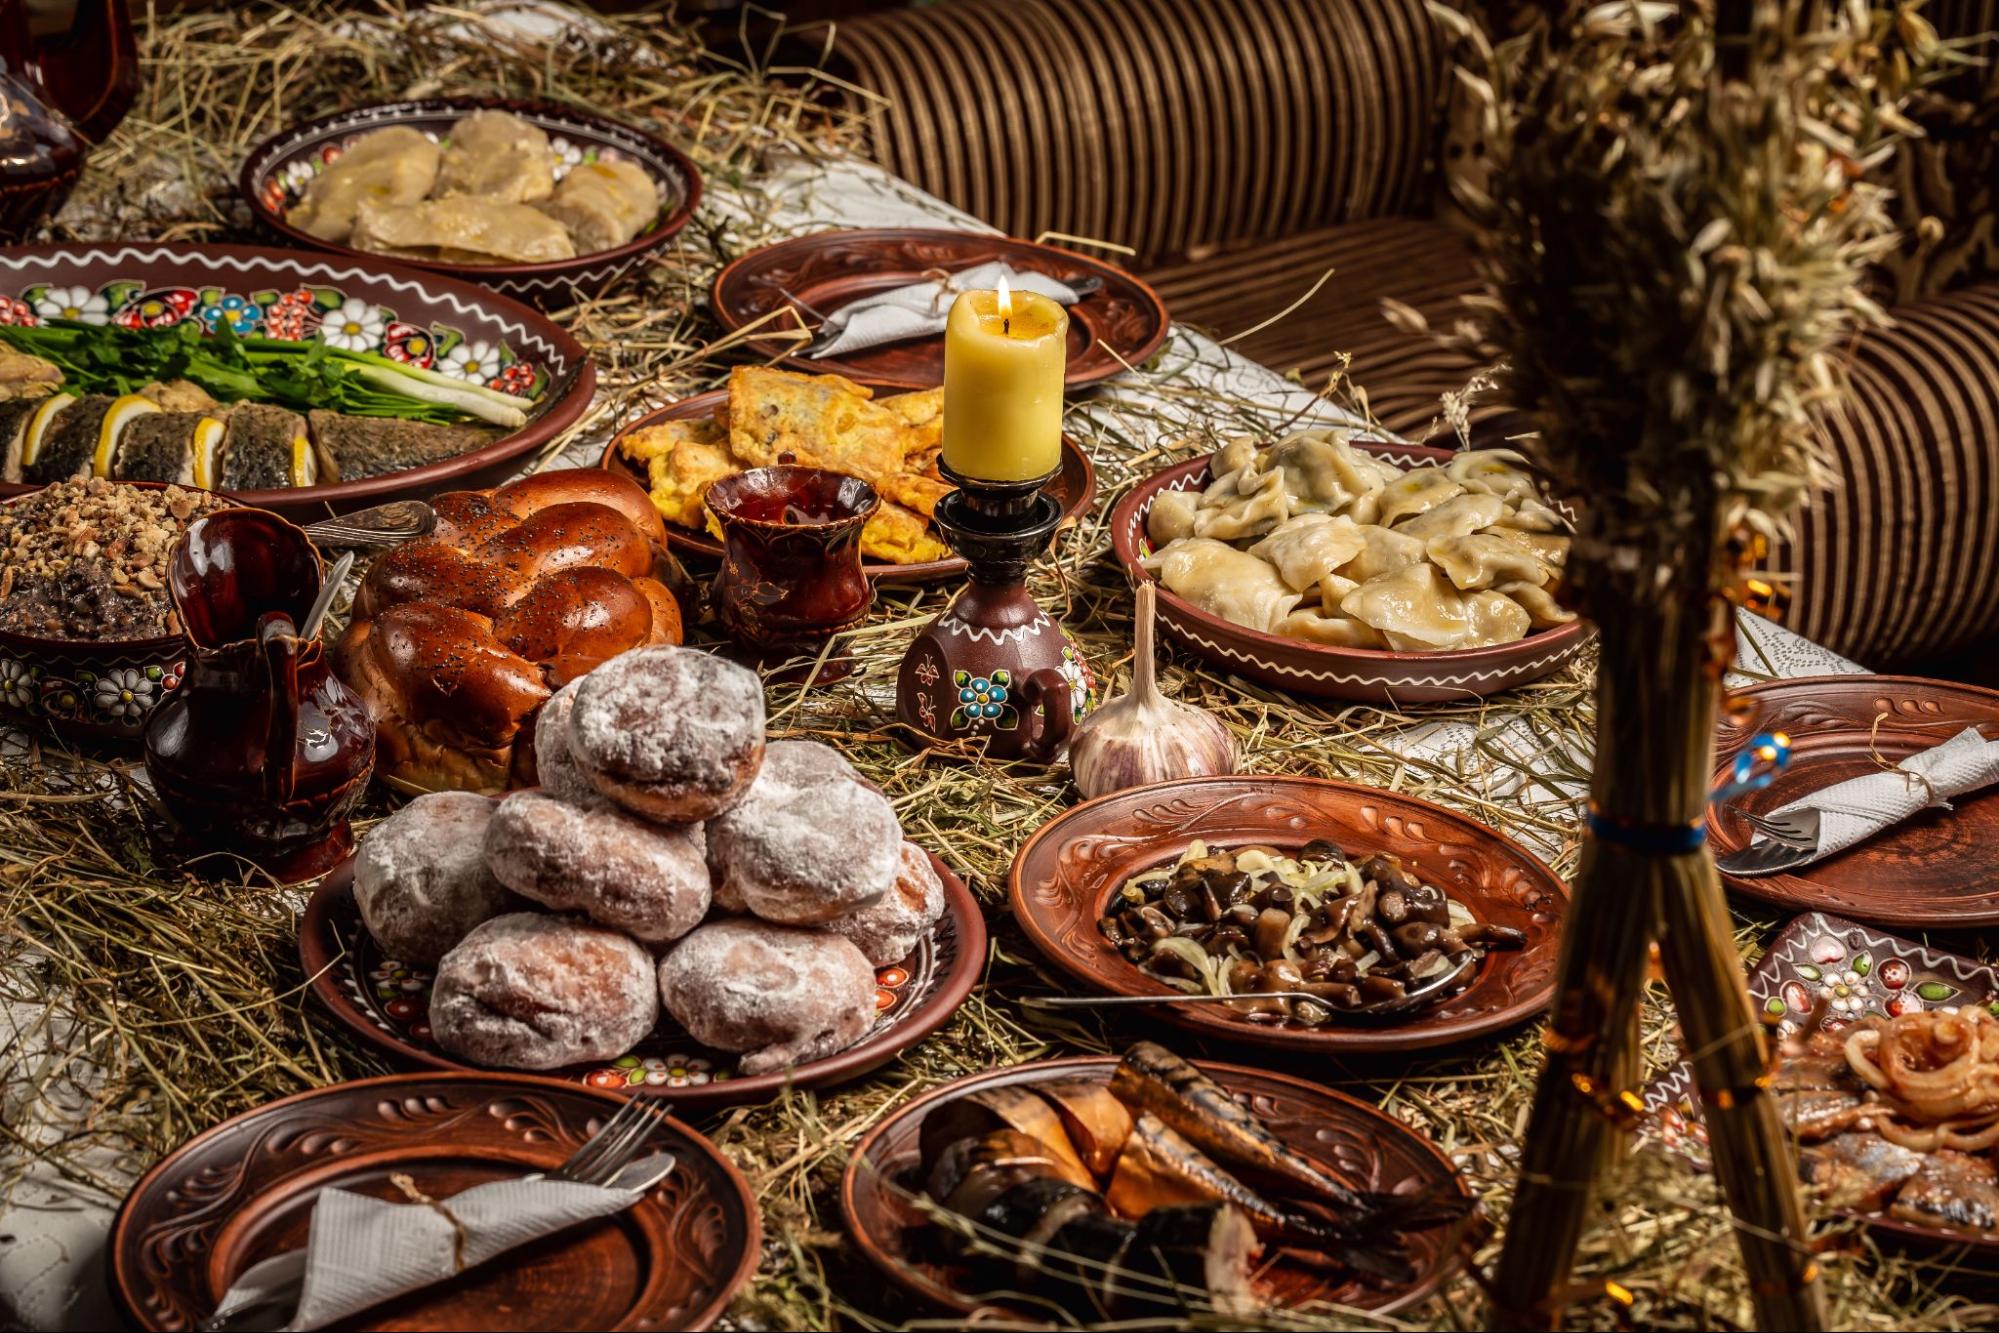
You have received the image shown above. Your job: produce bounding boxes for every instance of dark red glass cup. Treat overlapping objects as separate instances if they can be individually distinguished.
[708,466,877,672]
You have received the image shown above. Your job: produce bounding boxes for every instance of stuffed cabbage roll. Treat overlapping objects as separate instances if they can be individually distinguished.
[434,110,557,203]
[288,126,441,242]
[350,196,576,264]
[538,158,661,253]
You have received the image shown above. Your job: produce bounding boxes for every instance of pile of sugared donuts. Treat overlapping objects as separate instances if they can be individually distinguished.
[351,644,945,1075]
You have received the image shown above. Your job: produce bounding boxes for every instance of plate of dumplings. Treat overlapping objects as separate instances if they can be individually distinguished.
[1109,432,1594,703]
[301,644,986,1105]
[241,97,702,305]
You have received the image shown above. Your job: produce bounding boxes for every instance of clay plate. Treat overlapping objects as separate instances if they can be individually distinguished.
[1109,448,1594,704]
[709,228,1171,389]
[0,243,594,519]
[1645,911,1999,1254]
[1009,775,1566,1054]
[110,1071,759,1332]
[841,1055,1471,1318]
[302,849,985,1103]
[240,96,702,307]
[1708,675,1999,927]
[600,387,1097,586]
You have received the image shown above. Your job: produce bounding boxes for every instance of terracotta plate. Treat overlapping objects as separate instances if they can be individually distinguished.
[1645,911,1999,1254]
[302,849,985,1103]
[0,243,594,519]
[240,97,703,306]
[841,1055,1471,1318]
[1109,449,1594,704]
[1709,675,1999,927]
[600,388,1097,586]
[1008,775,1566,1053]
[110,1072,759,1331]
[709,228,1171,389]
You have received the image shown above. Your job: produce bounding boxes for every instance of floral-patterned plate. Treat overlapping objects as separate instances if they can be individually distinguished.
[241,97,702,306]
[1645,911,1999,1252]
[300,848,987,1106]
[0,244,594,519]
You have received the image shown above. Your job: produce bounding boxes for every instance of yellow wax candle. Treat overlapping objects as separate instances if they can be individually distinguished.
[941,279,1068,483]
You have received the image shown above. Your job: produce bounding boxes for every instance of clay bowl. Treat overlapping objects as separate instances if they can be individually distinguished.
[240,96,702,307]
[1707,675,1999,927]
[1108,446,1594,704]
[600,388,1097,587]
[709,228,1170,390]
[110,1072,760,1331]
[1009,775,1567,1054]
[301,848,986,1105]
[841,1054,1472,1319]
[0,243,595,520]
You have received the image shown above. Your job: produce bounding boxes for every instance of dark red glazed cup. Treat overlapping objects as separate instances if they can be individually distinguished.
[707,466,877,656]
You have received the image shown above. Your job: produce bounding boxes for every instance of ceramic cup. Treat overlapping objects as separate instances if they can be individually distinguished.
[708,466,877,674]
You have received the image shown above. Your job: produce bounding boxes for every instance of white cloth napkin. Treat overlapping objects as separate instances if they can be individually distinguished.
[209,1172,650,1331]
[808,260,1082,357]
[1765,725,1999,865]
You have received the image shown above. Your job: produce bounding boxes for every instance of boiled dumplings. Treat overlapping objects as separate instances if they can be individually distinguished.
[1144,431,1572,653]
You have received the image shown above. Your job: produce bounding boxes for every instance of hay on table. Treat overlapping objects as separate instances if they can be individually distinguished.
[1,3,1994,1330]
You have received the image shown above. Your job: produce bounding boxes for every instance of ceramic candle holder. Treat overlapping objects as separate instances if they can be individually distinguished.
[894,460,1094,761]
[709,465,877,682]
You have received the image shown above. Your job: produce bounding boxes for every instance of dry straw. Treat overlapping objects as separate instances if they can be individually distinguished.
[0,3,1994,1331]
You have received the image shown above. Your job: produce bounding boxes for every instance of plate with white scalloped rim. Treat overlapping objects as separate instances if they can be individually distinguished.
[1108,443,1594,704]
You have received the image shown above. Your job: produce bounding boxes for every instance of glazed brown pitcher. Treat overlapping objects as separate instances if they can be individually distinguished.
[145,508,375,883]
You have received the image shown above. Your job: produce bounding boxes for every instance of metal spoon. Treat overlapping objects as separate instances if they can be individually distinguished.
[302,500,435,548]
[1023,957,1477,1021]
[299,551,355,642]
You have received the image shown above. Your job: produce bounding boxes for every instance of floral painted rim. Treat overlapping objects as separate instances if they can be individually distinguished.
[1644,911,1999,1252]
[1109,447,1596,671]
[300,848,987,1104]
[239,96,703,277]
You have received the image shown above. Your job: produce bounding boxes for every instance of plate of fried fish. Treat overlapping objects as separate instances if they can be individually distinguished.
[604,366,1096,584]
[842,1042,1472,1320]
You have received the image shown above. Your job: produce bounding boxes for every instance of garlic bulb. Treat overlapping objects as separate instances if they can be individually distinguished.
[1069,581,1235,798]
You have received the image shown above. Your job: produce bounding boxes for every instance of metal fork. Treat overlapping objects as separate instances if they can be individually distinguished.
[199,1097,674,1331]
[1731,805,1821,850]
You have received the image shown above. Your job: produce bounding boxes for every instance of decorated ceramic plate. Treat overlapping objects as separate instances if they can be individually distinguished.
[1708,675,1999,927]
[241,97,702,306]
[301,849,985,1104]
[1645,911,1999,1254]
[110,1072,759,1331]
[0,243,594,519]
[841,1055,1471,1318]
[1110,447,1594,704]
[1008,775,1566,1054]
[600,387,1098,586]
[710,228,1171,389]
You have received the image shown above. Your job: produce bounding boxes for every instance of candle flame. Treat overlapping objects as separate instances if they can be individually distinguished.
[996,273,1013,320]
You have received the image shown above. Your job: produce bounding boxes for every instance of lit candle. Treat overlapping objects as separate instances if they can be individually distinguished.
[941,275,1067,483]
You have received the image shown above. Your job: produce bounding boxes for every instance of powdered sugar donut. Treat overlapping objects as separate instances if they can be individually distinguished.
[532,678,599,805]
[821,840,947,966]
[658,918,876,1075]
[484,790,711,944]
[431,913,657,1070]
[569,645,765,822]
[353,791,518,965]
[707,740,901,925]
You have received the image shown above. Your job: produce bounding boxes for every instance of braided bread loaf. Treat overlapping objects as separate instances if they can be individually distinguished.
[336,470,686,794]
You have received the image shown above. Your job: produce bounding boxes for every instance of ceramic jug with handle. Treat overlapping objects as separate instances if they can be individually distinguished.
[3,0,137,141]
[145,508,376,883]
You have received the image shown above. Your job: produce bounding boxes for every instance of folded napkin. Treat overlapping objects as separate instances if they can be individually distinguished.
[209,1168,655,1331]
[808,260,1082,358]
[1763,725,1999,866]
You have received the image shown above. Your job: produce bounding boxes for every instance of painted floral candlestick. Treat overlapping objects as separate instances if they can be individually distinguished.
[895,460,1093,761]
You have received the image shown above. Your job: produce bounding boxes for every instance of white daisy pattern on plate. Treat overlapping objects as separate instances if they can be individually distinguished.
[34,284,109,325]
[549,136,585,179]
[318,296,386,352]
[280,158,317,192]
[442,339,501,387]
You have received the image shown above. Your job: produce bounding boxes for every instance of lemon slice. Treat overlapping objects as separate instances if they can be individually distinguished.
[289,430,316,488]
[20,394,75,473]
[92,394,161,478]
[189,417,225,490]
